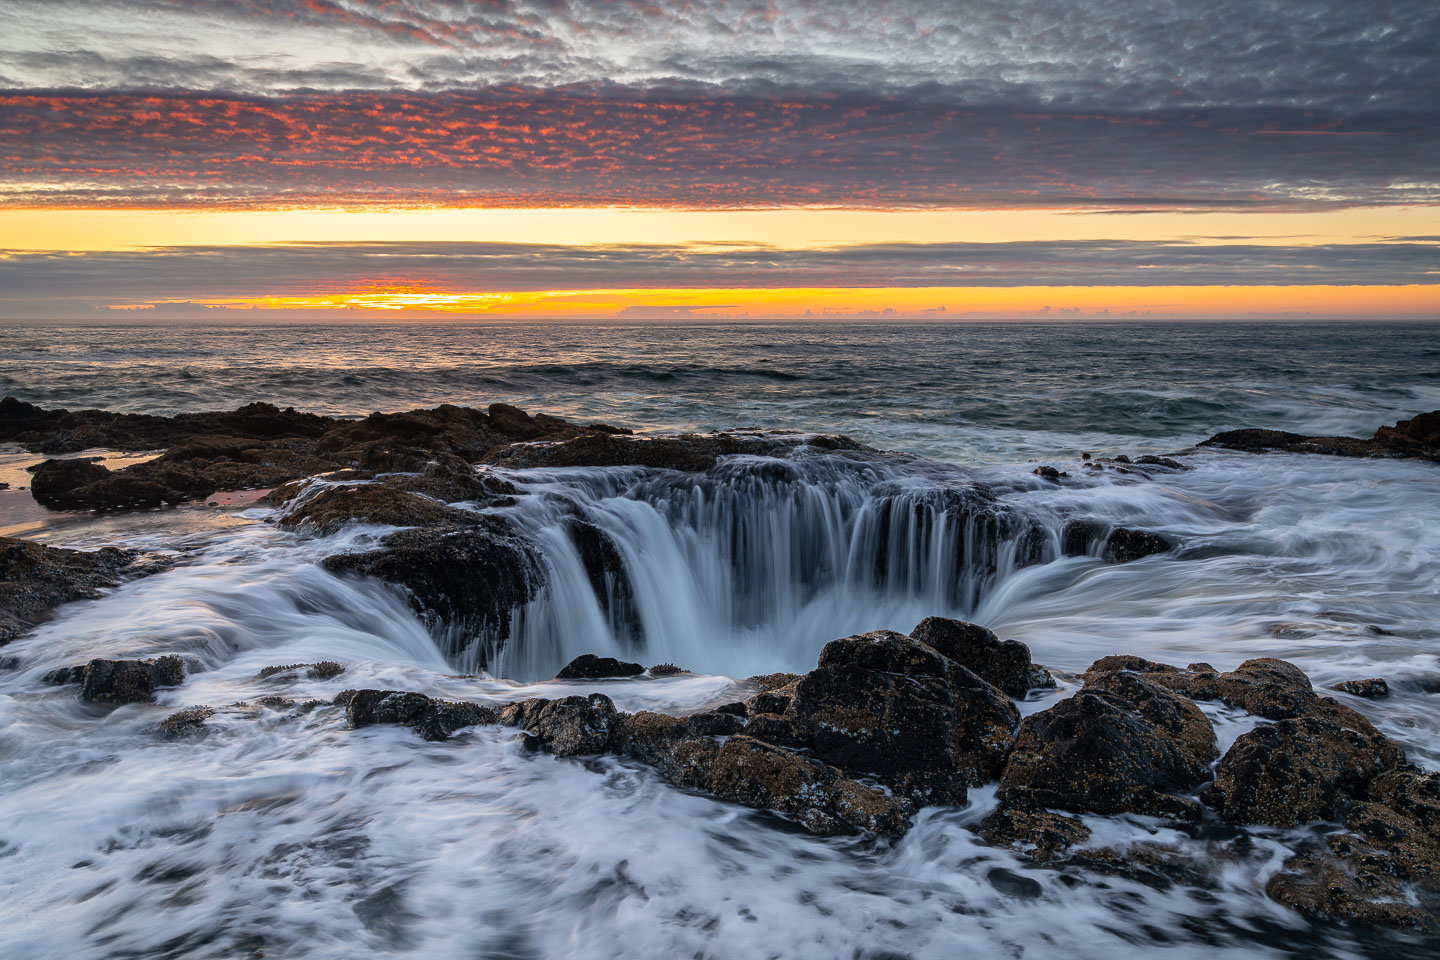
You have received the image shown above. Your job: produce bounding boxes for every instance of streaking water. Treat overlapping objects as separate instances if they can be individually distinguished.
[2,321,1439,958]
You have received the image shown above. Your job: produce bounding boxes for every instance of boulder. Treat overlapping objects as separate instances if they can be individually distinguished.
[1101,528,1175,563]
[77,655,186,704]
[510,693,619,757]
[1207,714,1405,826]
[555,654,645,680]
[908,616,1054,697]
[787,631,1019,803]
[1081,669,1218,768]
[977,803,1092,861]
[336,689,495,742]
[28,458,112,508]
[708,736,911,838]
[1082,656,1220,701]
[321,520,543,658]
[997,688,1211,820]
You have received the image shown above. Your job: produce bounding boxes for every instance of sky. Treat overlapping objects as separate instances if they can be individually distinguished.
[1,0,1437,321]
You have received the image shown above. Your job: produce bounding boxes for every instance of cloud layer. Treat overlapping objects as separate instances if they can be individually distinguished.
[1,1,1436,209]
[1,239,1434,313]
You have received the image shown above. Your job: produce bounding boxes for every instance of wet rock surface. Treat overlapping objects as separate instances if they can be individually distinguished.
[1101,527,1176,563]
[555,654,645,680]
[337,688,497,742]
[0,536,163,646]
[909,616,1054,697]
[481,429,867,472]
[1201,409,1440,463]
[43,655,186,704]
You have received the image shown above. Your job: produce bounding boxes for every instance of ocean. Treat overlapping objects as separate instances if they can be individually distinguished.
[1,320,1438,958]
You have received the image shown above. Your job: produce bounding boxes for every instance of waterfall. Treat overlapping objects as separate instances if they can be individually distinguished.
[454,452,1072,680]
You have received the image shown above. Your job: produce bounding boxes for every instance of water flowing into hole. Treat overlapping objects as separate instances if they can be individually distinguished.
[464,455,1081,679]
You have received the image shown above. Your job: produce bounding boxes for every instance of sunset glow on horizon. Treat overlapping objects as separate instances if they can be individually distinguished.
[1,1,1436,320]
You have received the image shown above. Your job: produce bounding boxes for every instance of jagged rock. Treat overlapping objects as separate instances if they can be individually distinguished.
[978,803,1092,860]
[1207,714,1405,826]
[708,736,911,838]
[1033,465,1063,481]
[745,672,801,691]
[997,688,1210,820]
[787,631,1019,803]
[321,520,542,656]
[1083,656,1220,700]
[909,616,1054,697]
[1331,677,1389,698]
[555,654,645,680]
[607,711,720,788]
[1373,411,1440,461]
[1082,669,1218,768]
[648,663,686,677]
[1101,528,1175,563]
[1214,657,1317,718]
[1266,845,1437,931]
[158,706,215,740]
[510,693,619,757]
[255,661,346,681]
[336,688,495,742]
[73,655,186,704]
[1,537,158,645]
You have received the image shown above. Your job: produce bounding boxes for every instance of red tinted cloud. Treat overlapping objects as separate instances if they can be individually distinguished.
[1,88,1434,208]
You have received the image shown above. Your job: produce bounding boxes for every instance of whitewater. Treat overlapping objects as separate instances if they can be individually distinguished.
[1,320,1438,959]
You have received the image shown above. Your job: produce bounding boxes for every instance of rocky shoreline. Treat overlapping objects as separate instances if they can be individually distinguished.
[3,397,1439,934]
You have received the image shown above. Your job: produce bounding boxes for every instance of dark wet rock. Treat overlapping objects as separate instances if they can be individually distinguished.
[1,537,162,646]
[1208,714,1405,826]
[708,736,912,838]
[1033,465,1064,481]
[908,616,1054,698]
[1214,657,1316,718]
[648,663,686,677]
[157,706,215,740]
[1060,518,1104,557]
[276,483,481,535]
[997,688,1210,820]
[787,631,1019,802]
[745,672,801,691]
[1394,673,1440,695]
[336,688,496,742]
[1201,411,1440,463]
[1133,455,1187,470]
[41,665,86,686]
[1101,528,1175,563]
[77,655,186,704]
[28,457,112,508]
[483,429,866,473]
[1266,844,1438,931]
[555,654,645,680]
[1082,656,1220,701]
[1331,677,1390,698]
[745,684,797,716]
[607,710,720,788]
[511,693,619,757]
[978,803,1092,861]
[321,520,543,657]
[1,398,332,454]
[1081,669,1218,768]
[255,661,346,681]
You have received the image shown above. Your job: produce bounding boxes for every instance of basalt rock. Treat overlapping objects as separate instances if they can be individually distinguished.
[1101,527,1175,563]
[908,617,1054,697]
[255,661,346,681]
[1331,677,1390,698]
[786,631,1020,804]
[1081,669,1218,768]
[555,654,645,680]
[72,655,186,704]
[321,519,543,656]
[707,736,912,838]
[1207,713,1404,826]
[157,706,215,740]
[1200,410,1440,463]
[997,688,1210,820]
[276,483,482,535]
[978,803,1093,861]
[506,693,619,757]
[0,537,160,645]
[336,688,496,742]
[1082,656,1220,701]
[482,429,866,473]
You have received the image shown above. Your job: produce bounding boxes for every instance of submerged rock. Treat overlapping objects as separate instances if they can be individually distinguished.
[555,654,645,680]
[157,706,215,740]
[1101,527,1175,563]
[336,688,496,742]
[255,661,346,681]
[47,655,187,704]
[978,803,1093,860]
[1331,677,1389,698]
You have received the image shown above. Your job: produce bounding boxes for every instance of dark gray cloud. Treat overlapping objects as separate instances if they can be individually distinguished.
[0,239,1434,315]
[1,1,1434,209]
